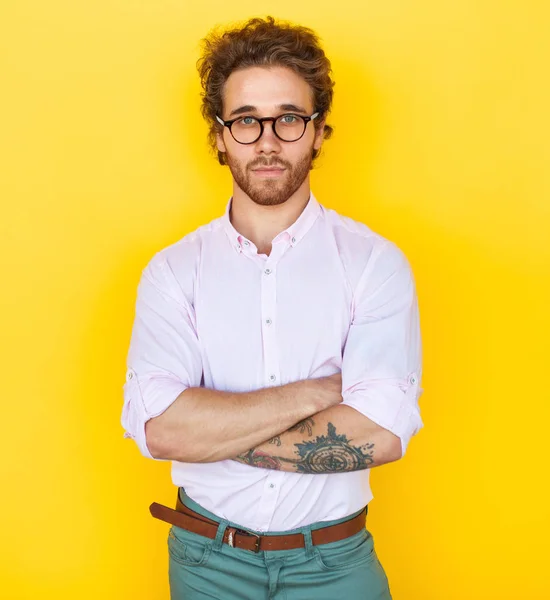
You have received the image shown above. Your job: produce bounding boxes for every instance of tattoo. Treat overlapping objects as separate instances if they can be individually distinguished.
[265,417,314,448]
[235,449,282,470]
[288,417,314,436]
[235,422,375,473]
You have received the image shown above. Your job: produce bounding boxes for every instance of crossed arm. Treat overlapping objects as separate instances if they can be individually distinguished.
[231,404,402,473]
[125,242,420,468]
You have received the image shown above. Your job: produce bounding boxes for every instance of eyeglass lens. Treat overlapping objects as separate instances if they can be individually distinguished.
[231,115,306,143]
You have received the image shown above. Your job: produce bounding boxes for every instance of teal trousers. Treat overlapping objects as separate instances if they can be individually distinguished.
[167,488,393,599]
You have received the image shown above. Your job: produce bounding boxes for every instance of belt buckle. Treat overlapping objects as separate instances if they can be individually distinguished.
[235,527,261,553]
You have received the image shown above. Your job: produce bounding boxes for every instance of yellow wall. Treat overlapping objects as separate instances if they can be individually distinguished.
[1,1,549,598]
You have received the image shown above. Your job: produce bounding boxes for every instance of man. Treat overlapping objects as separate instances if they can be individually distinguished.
[121,15,423,600]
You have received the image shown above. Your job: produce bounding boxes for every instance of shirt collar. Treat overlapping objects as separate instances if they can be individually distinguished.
[222,192,321,254]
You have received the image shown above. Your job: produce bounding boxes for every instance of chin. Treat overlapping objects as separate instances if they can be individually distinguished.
[252,197,288,207]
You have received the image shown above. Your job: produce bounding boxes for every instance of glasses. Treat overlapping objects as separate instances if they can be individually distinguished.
[216,112,320,144]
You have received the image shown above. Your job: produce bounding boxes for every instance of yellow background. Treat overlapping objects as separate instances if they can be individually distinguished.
[1,1,549,598]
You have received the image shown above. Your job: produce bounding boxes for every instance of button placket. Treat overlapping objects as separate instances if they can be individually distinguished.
[261,260,280,388]
[255,473,284,530]
[256,248,285,530]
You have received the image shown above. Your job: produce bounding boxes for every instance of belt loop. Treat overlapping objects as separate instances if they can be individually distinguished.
[213,518,228,551]
[302,524,315,559]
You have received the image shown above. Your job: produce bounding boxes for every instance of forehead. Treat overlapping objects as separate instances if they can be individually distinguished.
[222,66,314,115]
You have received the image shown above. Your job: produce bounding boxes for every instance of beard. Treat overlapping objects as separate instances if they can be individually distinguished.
[225,148,313,207]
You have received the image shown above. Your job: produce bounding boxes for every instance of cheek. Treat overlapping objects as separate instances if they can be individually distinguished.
[227,145,255,168]
[290,139,314,162]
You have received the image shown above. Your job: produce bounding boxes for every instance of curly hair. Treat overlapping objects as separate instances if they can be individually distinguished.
[196,16,335,166]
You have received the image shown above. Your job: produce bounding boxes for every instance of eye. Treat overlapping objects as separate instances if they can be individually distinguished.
[239,116,257,126]
[279,114,298,124]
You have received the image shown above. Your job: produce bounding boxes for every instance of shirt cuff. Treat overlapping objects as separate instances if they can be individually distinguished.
[341,375,424,457]
[121,367,188,460]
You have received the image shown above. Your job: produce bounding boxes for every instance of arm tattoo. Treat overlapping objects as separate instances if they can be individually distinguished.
[235,422,375,473]
[288,417,314,436]
[266,417,314,447]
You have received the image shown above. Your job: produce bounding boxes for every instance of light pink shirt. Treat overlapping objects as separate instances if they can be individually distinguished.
[121,192,423,531]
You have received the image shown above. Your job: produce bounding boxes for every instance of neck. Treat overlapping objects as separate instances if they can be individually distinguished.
[229,178,311,256]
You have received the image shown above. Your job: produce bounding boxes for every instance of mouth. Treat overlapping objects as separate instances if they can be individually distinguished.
[252,167,286,177]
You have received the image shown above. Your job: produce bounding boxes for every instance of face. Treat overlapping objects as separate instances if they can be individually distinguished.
[216,66,325,207]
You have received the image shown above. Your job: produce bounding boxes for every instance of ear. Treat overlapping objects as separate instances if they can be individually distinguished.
[313,118,326,151]
[216,128,227,153]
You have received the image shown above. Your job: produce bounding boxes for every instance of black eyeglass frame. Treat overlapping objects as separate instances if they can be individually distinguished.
[216,112,320,145]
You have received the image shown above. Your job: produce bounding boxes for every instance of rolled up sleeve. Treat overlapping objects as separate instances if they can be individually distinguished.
[121,255,202,460]
[341,240,424,458]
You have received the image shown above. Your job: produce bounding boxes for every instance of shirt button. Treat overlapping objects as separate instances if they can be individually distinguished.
[409,374,417,384]
[264,268,272,275]
[265,318,272,325]
[269,483,275,488]
[243,240,250,246]
[269,374,276,382]
[291,237,296,243]
[127,371,133,380]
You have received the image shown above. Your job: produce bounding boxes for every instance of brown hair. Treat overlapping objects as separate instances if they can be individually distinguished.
[197,15,335,166]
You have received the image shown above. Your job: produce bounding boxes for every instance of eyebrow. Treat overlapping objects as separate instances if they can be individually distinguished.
[228,104,309,118]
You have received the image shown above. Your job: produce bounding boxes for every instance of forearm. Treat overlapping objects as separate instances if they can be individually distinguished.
[232,405,402,473]
[147,381,319,463]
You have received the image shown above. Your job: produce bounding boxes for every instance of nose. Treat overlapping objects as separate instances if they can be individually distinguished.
[255,120,281,154]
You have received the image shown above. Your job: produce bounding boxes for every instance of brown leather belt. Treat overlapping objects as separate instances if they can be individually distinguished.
[150,493,368,553]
